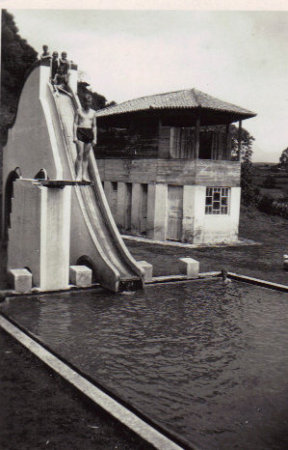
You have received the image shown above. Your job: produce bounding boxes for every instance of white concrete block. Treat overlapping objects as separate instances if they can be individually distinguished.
[178,257,199,278]
[70,265,92,287]
[9,268,32,293]
[137,261,153,282]
[283,256,288,270]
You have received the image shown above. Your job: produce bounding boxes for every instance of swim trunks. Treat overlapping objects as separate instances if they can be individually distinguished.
[77,127,94,144]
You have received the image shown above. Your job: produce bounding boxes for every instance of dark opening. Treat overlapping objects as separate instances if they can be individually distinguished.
[199,131,213,159]
[34,168,48,180]
[4,168,21,241]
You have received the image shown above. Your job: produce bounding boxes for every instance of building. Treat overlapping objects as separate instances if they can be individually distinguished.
[95,88,256,244]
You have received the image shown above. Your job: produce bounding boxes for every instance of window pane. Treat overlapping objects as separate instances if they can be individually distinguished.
[205,187,230,215]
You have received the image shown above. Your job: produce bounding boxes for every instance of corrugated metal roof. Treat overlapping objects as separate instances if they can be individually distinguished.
[95,88,256,118]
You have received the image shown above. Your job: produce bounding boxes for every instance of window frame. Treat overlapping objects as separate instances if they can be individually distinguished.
[205,187,230,215]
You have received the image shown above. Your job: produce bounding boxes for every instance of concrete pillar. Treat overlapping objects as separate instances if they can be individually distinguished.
[131,183,142,235]
[116,182,127,229]
[182,185,196,243]
[116,182,132,230]
[147,183,168,241]
[8,179,71,291]
[182,185,206,244]
[40,185,71,290]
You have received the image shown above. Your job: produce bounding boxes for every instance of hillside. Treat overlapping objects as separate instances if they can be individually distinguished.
[252,162,288,199]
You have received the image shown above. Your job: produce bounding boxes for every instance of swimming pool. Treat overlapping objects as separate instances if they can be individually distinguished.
[2,279,288,449]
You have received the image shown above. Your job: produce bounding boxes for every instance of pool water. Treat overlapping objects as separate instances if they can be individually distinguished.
[2,279,288,449]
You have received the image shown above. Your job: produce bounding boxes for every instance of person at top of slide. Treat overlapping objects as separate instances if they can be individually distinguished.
[51,51,59,81]
[52,65,69,95]
[40,45,51,60]
[59,51,71,81]
[73,93,97,181]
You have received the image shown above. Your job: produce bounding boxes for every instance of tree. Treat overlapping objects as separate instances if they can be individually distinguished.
[230,125,258,205]
[230,124,255,162]
[240,159,259,205]
[279,147,288,169]
[263,175,276,189]
[77,81,115,111]
[1,10,38,145]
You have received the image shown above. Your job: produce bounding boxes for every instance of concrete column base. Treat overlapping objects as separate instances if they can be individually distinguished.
[137,261,153,282]
[70,265,92,287]
[8,268,32,293]
[178,257,199,278]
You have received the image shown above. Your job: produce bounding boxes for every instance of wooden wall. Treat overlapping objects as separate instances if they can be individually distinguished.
[96,123,232,161]
[96,119,159,158]
[97,158,241,187]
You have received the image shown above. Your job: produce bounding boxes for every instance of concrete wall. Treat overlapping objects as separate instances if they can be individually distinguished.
[8,179,71,290]
[182,186,241,244]
[2,64,62,235]
[99,157,241,244]
[8,181,42,283]
[3,65,61,182]
[103,178,241,244]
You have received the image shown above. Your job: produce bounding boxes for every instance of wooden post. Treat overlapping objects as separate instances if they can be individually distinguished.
[169,127,175,157]
[195,117,200,159]
[158,118,162,158]
[226,123,231,160]
[238,120,242,161]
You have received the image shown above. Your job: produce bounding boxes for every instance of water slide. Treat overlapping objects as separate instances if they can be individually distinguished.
[3,62,144,292]
[48,86,144,292]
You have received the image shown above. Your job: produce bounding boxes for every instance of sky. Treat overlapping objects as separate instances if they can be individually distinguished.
[5,7,288,162]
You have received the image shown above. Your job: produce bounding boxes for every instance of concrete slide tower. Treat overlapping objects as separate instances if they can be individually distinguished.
[2,60,144,292]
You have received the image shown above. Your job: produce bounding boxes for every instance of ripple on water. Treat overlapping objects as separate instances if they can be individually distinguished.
[2,279,288,449]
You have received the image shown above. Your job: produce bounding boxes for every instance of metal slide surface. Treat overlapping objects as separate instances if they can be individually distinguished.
[51,89,143,290]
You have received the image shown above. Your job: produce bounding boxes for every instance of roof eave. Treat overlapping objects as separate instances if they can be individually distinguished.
[96,106,257,121]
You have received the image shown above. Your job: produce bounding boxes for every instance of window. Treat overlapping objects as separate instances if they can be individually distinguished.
[205,187,230,214]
